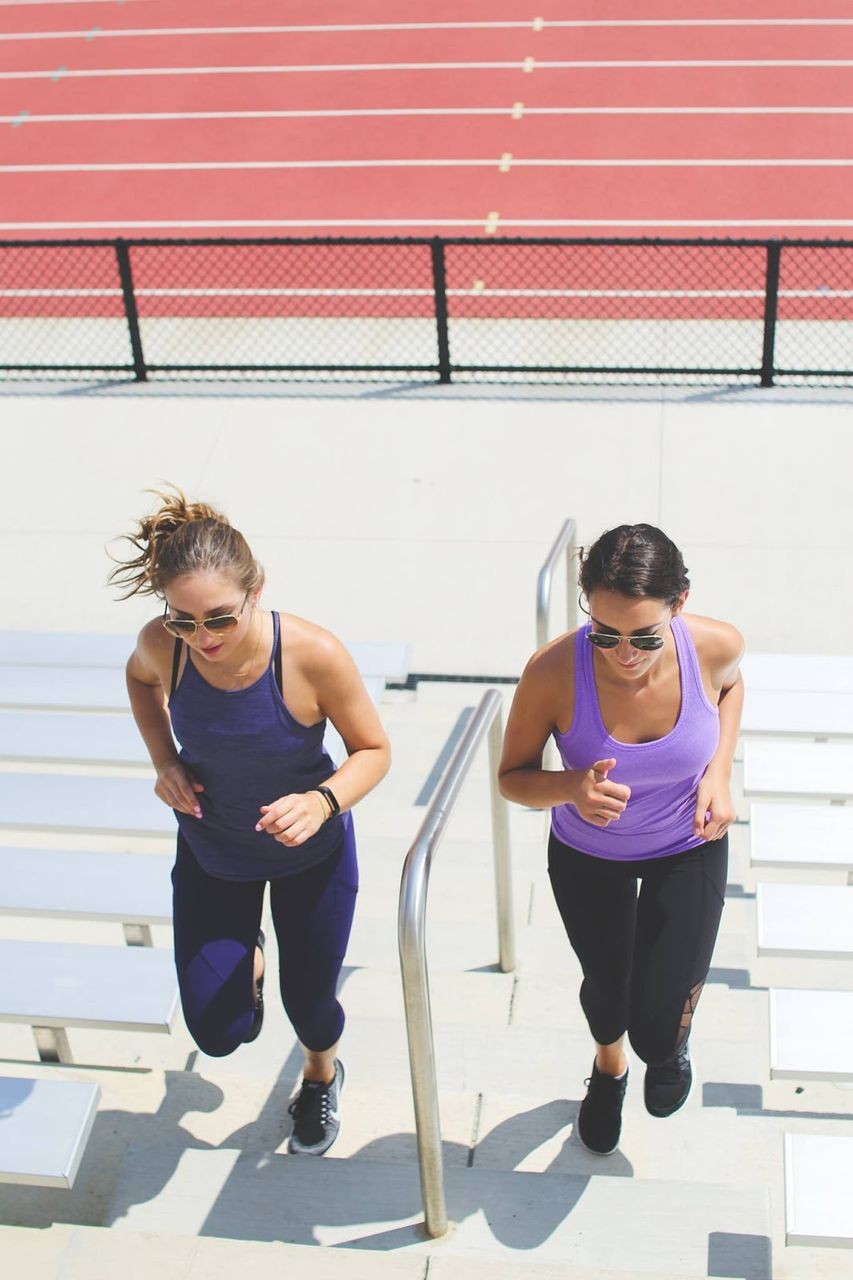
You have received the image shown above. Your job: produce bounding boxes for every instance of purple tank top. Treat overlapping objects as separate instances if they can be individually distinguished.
[551,615,719,860]
[168,611,349,880]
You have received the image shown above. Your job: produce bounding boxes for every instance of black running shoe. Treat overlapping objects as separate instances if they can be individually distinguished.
[644,1039,692,1118]
[287,1059,344,1156]
[576,1059,629,1155]
[243,929,265,1044]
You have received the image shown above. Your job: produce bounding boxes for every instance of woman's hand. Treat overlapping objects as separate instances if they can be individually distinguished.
[693,770,735,841]
[255,791,328,846]
[155,761,204,818]
[570,758,631,827]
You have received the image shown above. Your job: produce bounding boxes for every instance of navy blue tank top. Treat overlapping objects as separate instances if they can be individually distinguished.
[168,611,348,881]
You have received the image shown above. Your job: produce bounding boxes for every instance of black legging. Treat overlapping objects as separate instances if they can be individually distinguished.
[547,830,728,1067]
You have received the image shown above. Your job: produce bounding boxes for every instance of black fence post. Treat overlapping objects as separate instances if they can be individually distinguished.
[430,237,452,384]
[115,239,147,382]
[760,242,782,388]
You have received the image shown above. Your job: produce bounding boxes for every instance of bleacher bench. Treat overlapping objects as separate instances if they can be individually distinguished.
[742,653,853,693]
[756,883,853,959]
[743,740,853,802]
[0,1074,100,1188]
[741,688,853,740]
[0,772,174,837]
[0,847,172,946]
[785,1133,853,1248]
[0,938,178,1064]
[749,802,853,880]
[0,631,410,681]
[769,988,853,1082]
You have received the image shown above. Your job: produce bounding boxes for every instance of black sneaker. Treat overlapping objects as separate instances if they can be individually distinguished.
[576,1059,629,1155]
[644,1039,692,1118]
[287,1059,344,1156]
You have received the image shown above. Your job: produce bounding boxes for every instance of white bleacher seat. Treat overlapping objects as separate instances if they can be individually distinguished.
[0,773,173,836]
[0,847,172,931]
[785,1133,853,1248]
[0,700,379,771]
[0,1075,100,1188]
[756,883,853,959]
[742,653,853,693]
[769,988,853,1081]
[741,688,853,739]
[0,711,149,766]
[0,665,128,712]
[743,740,853,801]
[750,802,853,875]
[0,631,410,680]
[0,939,179,1063]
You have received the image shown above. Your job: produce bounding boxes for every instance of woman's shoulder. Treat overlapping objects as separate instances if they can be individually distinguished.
[128,615,175,687]
[680,613,745,677]
[279,612,351,673]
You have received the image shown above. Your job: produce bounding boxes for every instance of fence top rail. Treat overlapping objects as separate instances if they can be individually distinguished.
[2,235,853,250]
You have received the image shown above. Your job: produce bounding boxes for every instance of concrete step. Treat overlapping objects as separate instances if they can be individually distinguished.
[104,1142,771,1274]
[0,1221,711,1280]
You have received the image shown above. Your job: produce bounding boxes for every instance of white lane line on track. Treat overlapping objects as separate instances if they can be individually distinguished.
[3,219,852,230]
[4,19,853,38]
[4,60,853,80]
[4,107,853,123]
[5,159,853,172]
[3,288,849,300]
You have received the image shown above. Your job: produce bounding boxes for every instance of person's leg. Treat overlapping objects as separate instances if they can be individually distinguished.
[270,821,358,1154]
[171,835,266,1057]
[547,832,638,1153]
[628,837,728,1116]
[548,831,638,1074]
[628,837,728,1066]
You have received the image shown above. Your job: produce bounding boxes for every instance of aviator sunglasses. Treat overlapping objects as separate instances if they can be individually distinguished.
[585,612,670,652]
[162,591,250,639]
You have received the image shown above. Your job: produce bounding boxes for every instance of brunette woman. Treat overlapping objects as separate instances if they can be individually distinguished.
[499,524,743,1154]
[110,488,390,1156]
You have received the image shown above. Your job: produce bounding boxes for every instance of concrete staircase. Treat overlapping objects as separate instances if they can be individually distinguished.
[2,681,852,1278]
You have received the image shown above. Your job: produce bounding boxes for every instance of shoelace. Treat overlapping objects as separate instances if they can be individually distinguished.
[288,1081,331,1126]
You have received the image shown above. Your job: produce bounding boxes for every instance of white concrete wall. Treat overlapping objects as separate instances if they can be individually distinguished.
[0,385,849,675]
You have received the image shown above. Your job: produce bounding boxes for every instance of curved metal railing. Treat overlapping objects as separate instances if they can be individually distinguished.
[398,689,514,1238]
[536,516,578,650]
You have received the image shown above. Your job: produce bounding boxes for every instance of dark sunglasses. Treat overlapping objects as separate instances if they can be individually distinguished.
[587,630,665,652]
[162,591,249,639]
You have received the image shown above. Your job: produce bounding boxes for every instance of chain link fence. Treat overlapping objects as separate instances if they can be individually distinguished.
[1,236,851,386]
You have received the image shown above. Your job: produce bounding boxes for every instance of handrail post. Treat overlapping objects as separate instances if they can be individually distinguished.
[431,237,452,384]
[760,241,782,388]
[398,689,514,1238]
[536,518,578,771]
[488,709,515,973]
[115,239,147,382]
[536,517,578,651]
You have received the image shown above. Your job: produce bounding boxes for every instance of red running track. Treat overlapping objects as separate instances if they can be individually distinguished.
[1,3,852,328]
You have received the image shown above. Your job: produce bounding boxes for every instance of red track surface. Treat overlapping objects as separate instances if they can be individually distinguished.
[0,4,851,236]
[1,3,851,331]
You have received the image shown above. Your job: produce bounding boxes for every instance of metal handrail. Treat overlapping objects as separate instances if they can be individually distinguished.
[536,517,579,650]
[398,689,514,1238]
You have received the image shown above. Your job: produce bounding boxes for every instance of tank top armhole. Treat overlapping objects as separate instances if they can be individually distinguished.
[169,637,182,700]
[274,612,283,696]
[673,615,717,713]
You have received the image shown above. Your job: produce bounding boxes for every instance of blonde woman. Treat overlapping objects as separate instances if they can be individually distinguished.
[110,489,390,1155]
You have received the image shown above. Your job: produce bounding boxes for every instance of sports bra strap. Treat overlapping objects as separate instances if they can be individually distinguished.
[274,612,283,695]
[169,637,182,700]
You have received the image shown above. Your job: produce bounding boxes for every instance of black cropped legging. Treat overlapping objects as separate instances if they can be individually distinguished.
[547,831,728,1067]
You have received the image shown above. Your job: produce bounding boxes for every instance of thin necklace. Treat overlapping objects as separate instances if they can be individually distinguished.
[221,609,265,686]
